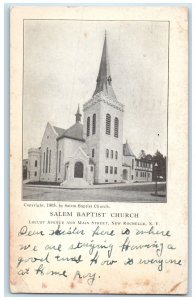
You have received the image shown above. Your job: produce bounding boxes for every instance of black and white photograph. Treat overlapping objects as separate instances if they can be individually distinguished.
[22,20,168,202]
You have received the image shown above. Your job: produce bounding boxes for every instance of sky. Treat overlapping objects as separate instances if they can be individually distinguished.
[23,20,169,158]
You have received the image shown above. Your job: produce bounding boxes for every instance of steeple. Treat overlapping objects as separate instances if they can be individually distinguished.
[93,32,116,99]
[75,104,82,123]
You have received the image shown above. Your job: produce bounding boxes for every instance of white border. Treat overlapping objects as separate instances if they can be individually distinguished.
[2,1,194,299]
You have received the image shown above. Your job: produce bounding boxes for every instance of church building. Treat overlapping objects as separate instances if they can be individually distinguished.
[27,34,153,186]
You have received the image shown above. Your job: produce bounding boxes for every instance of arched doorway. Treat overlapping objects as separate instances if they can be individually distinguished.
[74,161,84,178]
[123,169,128,180]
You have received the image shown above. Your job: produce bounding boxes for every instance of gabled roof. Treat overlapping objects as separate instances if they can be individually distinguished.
[123,142,135,157]
[80,143,90,155]
[57,122,85,142]
[80,145,95,165]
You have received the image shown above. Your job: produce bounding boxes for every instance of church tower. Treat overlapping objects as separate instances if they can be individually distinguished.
[83,33,124,183]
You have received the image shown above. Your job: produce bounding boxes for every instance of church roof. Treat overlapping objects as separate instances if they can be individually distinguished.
[123,142,135,157]
[93,32,117,100]
[83,33,124,112]
[53,126,66,137]
[57,122,85,142]
[54,106,84,142]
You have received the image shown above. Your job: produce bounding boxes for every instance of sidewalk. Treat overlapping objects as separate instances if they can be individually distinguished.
[24,181,166,190]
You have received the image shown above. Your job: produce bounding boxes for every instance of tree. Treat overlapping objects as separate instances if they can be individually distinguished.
[138,149,146,159]
[145,154,153,160]
[152,150,166,181]
[137,149,166,181]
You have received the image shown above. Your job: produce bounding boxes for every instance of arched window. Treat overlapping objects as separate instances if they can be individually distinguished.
[49,150,51,173]
[87,117,90,137]
[111,150,113,159]
[92,148,95,158]
[106,149,109,158]
[106,114,111,135]
[43,152,45,173]
[92,114,96,135]
[114,117,119,138]
[59,150,61,173]
[115,151,118,159]
[46,147,48,173]
[35,160,37,167]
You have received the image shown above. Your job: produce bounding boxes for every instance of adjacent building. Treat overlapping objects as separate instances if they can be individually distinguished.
[135,158,153,182]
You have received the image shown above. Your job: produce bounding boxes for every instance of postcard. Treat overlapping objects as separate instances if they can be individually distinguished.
[10,6,188,294]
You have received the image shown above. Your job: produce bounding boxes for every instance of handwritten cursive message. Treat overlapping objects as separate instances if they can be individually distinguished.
[15,223,183,286]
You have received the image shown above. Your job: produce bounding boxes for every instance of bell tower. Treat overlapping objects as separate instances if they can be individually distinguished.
[83,32,124,183]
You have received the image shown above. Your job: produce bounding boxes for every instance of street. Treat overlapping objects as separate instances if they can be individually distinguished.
[23,183,166,203]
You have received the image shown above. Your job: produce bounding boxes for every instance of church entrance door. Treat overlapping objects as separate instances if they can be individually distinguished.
[123,169,128,180]
[74,161,84,178]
